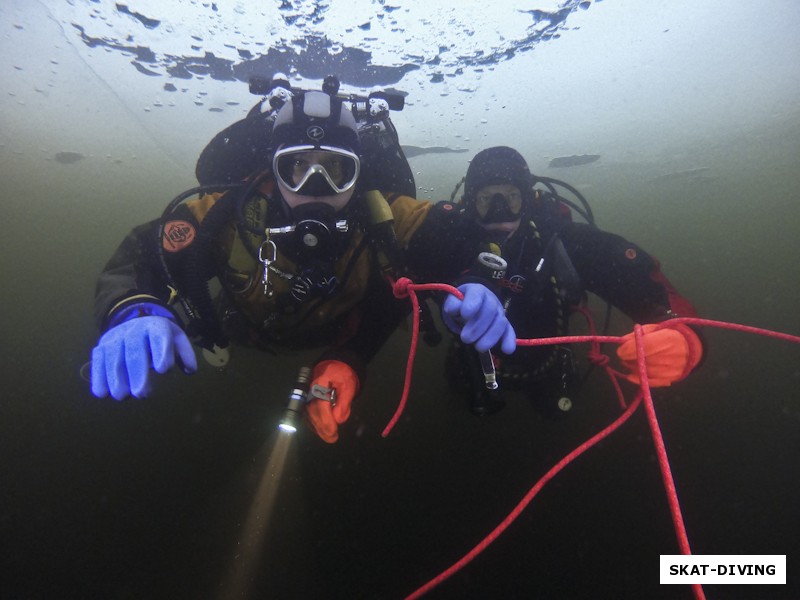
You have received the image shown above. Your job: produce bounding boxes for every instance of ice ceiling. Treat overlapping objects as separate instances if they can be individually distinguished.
[2,0,798,189]
[54,0,590,88]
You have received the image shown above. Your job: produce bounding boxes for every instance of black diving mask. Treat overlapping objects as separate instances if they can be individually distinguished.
[475,190,523,224]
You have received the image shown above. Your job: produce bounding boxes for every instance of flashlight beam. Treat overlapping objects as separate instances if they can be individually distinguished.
[218,431,294,600]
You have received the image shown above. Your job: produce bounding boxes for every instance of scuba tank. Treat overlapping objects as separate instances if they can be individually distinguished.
[195,73,416,198]
[194,76,291,186]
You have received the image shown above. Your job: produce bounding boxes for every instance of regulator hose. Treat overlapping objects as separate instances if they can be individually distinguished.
[181,187,245,349]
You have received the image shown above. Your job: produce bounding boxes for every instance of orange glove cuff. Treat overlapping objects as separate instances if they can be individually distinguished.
[616,323,703,387]
[305,360,360,443]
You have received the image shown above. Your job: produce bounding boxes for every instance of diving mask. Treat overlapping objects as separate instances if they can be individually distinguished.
[474,188,523,224]
[274,145,360,198]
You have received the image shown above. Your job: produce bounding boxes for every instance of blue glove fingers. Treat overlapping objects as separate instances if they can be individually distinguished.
[90,345,111,398]
[458,287,496,347]
[170,322,198,374]
[442,284,490,333]
[459,305,494,348]
[148,319,177,374]
[90,315,195,400]
[457,284,486,322]
[97,331,136,401]
[124,325,154,398]
[149,320,197,375]
[443,284,516,353]
[466,306,507,352]
[442,293,465,328]
[500,322,517,355]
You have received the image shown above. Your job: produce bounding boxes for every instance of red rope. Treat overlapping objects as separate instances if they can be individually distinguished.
[405,393,644,600]
[634,324,706,600]
[387,277,800,600]
[382,278,463,438]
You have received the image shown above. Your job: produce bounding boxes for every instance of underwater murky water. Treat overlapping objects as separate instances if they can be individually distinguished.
[2,1,799,599]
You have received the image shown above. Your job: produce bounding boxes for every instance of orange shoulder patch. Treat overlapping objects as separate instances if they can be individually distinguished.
[162,220,196,252]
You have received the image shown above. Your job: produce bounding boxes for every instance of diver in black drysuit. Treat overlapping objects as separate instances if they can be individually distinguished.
[407,146,703,417]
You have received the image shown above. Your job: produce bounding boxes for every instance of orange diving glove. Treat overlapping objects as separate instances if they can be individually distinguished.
[616,323,703,387]
[305,360,360,443]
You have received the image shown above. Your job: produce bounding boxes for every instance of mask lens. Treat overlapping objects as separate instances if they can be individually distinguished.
[505,191,522,215]
[274,145,360,196]
[475,191,522,219]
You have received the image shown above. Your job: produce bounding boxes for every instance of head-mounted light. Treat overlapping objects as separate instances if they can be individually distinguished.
[274,145,360,197]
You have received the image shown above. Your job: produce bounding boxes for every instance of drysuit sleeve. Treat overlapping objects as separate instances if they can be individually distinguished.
[93,203,204,332]
[558,222,699,323]
[94,220,172,331]
[402,200,482,282]
[386,193,433,246]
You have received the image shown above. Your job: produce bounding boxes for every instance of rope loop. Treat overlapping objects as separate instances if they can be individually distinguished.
[587,350,610,367]
[393,276,413,299]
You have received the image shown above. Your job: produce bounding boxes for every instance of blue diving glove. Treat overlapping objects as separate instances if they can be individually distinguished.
[442,283,517,354]
[91,303,197,400]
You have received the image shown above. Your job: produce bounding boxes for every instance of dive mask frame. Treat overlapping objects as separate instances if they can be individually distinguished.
[273,144,361,196]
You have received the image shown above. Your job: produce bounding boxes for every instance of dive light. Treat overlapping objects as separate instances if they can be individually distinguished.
[278,366,312,434]
[476,251,508,282]
[475,252,508,390]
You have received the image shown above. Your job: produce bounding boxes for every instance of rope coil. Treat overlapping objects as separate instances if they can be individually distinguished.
[387,277,800,600]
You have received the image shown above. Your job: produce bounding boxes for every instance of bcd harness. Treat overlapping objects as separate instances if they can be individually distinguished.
[158,177,436,356]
